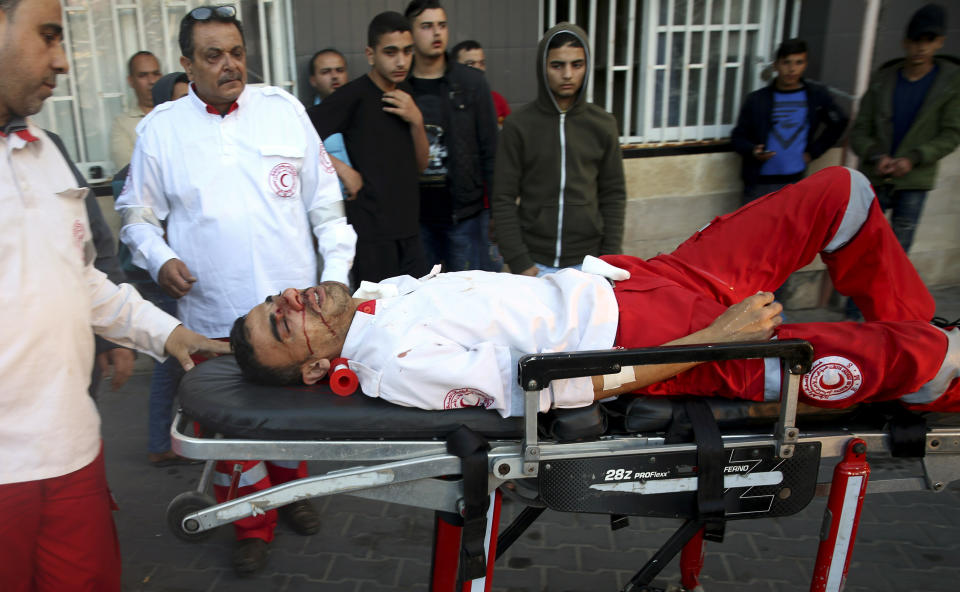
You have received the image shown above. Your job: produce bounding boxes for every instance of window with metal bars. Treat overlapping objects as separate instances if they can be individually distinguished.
[541,0,800,146]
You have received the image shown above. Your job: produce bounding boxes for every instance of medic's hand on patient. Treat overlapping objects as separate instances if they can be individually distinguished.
[165,325,232,371]
[158,258,197,299]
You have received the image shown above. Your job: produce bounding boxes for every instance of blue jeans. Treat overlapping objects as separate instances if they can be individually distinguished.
[476,209,504,272]
[844,186,927,320]
[421,213,485,271]
[138,285,183,454]
[875,186,928,253]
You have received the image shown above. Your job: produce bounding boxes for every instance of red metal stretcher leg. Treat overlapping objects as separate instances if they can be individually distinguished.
[810,438,870,592]
[430,490,502,592]
[679,527,705,591]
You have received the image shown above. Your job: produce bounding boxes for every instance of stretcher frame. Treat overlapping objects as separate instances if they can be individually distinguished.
[168,340,960,592]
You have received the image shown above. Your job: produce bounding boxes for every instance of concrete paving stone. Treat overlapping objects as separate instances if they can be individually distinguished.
[327,555,402,586]
[892,546,954,571]
[211,572,301,592]
[840,540,908,568]
[488,565,545,591]
[578,543,650,573]
[726,514,790,538]
[127,565,245,592]
[359,581,429,592]
[395,558,433,588]
[264,548,334,578]
[921,521,960,547]
[881,567,960,592]
[742,532,819,561]
[725,554,809,584]
[284,575,358,592]
[349,510,435,542]
[689,575,777,592]
[544,566,619,592]
[856,519,936,547]
[499,539,579,569]
[542,523,616,551]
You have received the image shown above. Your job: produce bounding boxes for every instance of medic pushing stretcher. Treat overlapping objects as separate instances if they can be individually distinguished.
[168,166,960,591]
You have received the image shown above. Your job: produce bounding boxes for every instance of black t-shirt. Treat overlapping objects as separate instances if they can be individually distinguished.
[307,75,420,240]
[409,76,452,224]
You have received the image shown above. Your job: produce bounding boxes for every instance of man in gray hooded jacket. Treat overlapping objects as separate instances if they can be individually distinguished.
[491,23,626,277]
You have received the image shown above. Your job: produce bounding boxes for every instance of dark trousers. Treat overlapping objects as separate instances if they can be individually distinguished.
[352,235,429,285]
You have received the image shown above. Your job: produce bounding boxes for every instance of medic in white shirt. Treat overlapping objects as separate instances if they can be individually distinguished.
[231,168,960,419]
[116,6,357,340]
[114,5,356,575]
[0,1,229,589]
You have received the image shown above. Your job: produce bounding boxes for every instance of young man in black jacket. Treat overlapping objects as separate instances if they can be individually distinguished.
[404,0,499,271]
[731,38,848,202]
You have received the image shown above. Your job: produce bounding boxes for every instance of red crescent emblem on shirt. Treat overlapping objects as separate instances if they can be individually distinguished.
[443,388,494,410]
[318,142,335,175]
[802,356,863,402]
[268,162,298,198]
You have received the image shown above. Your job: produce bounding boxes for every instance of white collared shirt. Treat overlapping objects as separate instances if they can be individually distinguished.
[117,85,356,337]
[341,269,619,417]
[0,123,181,485]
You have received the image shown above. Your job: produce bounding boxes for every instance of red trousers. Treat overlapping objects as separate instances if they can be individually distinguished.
[212,460,308,541]
[0,447,121,592]
[604,166,954,409]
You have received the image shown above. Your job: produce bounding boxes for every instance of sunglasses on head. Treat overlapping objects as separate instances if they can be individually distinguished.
[189,5,237,20]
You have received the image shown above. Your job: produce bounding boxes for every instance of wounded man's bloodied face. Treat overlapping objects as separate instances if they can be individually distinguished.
[233,282,358,384]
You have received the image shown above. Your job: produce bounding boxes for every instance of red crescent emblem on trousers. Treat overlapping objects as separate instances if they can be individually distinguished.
[802,356,863,402]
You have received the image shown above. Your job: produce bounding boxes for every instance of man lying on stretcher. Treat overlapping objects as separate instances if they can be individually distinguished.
[230,167,960,417]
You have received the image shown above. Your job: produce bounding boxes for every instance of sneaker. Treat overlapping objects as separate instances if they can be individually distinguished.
[932,316,958,329]
[232,538,269,577]
[279,499,321,535]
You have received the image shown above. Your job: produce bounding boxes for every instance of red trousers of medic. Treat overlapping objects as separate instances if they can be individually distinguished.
[212,459,307,541]
[0,447,121,592]
[604,166,959,411]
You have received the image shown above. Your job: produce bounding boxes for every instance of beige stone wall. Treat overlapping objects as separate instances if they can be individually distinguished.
[620,147,960,309]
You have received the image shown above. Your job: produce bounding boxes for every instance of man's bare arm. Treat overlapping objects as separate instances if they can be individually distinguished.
[591,292,784,399]
[329,155,362,199]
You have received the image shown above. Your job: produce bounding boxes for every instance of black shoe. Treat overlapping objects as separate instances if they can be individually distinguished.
[932,316,959,329]
[232,538,269,577]
[279,499,321,535]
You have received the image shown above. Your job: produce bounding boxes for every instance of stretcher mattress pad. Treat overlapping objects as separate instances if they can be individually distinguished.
[178,356,525,439]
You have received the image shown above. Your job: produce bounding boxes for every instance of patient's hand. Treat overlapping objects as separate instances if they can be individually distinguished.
[164,325,232,371]
[705,292,783,343]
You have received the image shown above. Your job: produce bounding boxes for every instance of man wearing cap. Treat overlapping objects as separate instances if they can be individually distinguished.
[851,3,960,256]
[115,5,356,575]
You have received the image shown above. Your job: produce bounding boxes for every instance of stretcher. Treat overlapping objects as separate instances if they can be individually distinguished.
[168,340,960,592]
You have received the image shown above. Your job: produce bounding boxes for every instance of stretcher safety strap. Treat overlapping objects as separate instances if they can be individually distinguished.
[684,400,726,542]
[446,425,491,581]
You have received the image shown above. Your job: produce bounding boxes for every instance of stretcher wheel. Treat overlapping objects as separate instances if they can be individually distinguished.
[166,491,218,542]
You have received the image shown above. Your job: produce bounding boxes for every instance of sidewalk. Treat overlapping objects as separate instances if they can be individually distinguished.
[100,286,960,592]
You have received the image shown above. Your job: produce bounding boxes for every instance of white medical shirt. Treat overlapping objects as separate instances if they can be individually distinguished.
[341,269,619,417]
[1,123,181,485]
[117,85,356,337]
